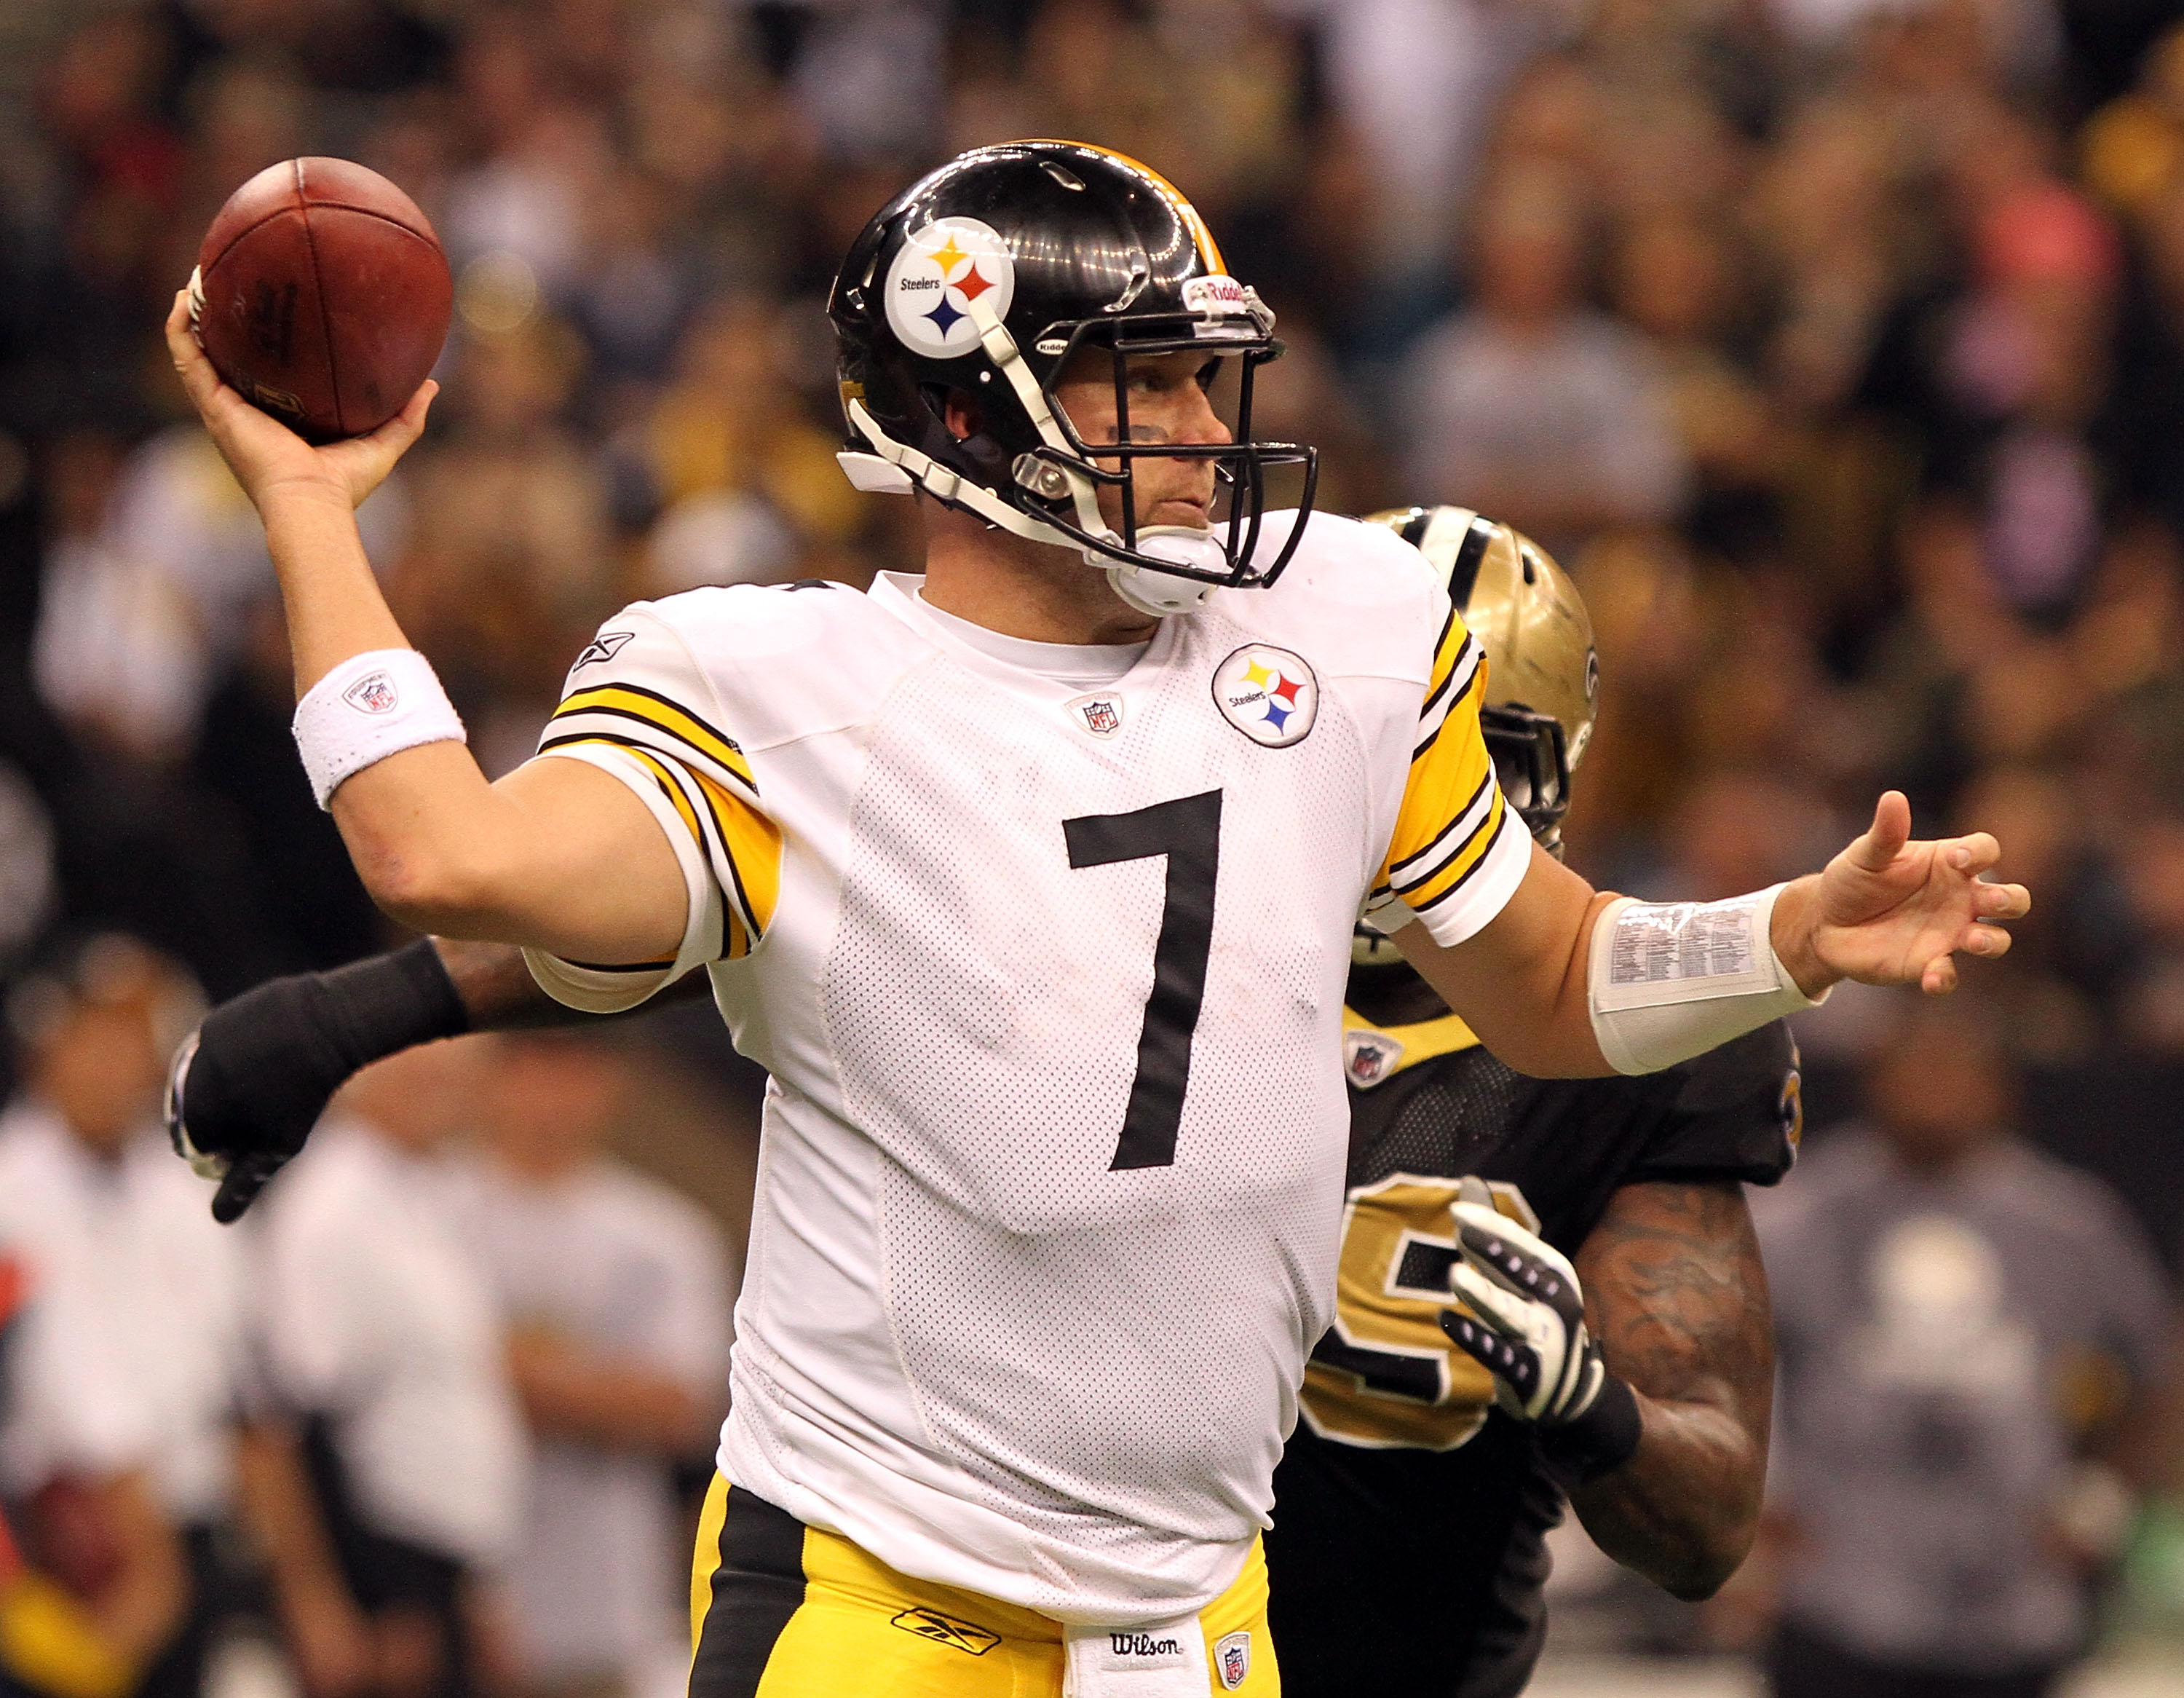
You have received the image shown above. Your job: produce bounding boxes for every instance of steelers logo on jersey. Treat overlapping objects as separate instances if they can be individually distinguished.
[1212,645,1318,748]
[885,217,1016,358]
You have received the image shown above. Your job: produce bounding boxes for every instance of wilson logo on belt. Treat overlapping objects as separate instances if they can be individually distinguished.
[890,1607,1002,1656]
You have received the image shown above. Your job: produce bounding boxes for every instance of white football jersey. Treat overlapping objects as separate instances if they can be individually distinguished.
[523,512,1529,1624]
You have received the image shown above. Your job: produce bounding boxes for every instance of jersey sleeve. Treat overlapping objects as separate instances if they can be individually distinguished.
[1363,603,1532,947]
[1622,1022,1803,1188]
[521,605,783,1013]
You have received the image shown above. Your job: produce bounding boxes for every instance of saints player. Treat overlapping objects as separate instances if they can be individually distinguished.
[162,139,2022,1697]
[1262,508,1792,1698]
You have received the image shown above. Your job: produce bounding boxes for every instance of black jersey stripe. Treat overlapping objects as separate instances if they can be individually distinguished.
[545,700,761,803]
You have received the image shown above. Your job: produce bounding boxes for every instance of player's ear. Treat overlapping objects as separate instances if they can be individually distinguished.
[942,388,983,443]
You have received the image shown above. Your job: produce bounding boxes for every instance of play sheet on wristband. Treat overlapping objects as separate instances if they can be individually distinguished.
[1592,894,1783,1011]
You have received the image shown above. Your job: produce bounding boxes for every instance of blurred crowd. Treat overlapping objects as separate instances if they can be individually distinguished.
[2,0,2184,1693]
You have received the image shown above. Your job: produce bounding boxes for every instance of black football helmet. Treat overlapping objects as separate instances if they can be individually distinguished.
[828,140,1318,616]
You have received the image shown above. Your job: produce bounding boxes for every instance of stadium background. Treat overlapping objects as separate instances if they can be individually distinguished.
[1,0,2183,1692]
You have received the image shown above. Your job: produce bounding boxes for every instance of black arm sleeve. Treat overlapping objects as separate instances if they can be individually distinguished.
[171,939,470,1221]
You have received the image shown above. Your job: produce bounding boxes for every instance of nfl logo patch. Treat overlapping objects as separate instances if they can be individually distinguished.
[1215,1630,1250,1690]
[343,671,400,715]
[1342,1028,1405,1089]
[1064,692,1125,739]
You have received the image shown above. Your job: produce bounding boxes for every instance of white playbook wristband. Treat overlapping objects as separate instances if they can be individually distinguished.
[292,648,466,810]
[1586,882,1829,1075]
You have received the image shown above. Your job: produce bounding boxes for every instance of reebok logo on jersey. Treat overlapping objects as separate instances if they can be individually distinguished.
[342,671,398,715]
[1110,1632,1184,1657]
[1065,692,1124,738]
[1215,1630,1252,1689]
[1212,645,1317,747]
[890,1608,1001,1656]
[571,630,636,671]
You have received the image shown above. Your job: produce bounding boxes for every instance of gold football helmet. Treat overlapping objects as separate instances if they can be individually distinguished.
[1355,506,1598,967]
[1372,505,1597,845]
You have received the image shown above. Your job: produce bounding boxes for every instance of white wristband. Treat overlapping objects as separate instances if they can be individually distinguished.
[292,648,466,810]
[1586,882,1828,1075]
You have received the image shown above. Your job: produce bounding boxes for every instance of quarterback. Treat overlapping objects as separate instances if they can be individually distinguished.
[165,141,2025,1697]
[1262,508,1793,1698]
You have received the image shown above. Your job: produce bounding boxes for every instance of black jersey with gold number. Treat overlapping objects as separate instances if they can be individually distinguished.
[1263,1008,1799,1698]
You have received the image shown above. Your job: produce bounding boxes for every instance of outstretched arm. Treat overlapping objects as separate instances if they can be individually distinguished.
[169,938,710,1220]
[1566,1180,1773,1600]
[1396,794,2030,1079]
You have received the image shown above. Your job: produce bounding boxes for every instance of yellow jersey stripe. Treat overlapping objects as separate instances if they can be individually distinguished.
[1388,767,1495,888]
[1412,652,1488,766]
[617,744,707,851]
[1383,687,1494,875]
[1402,789,1509,915]
[688,768,783,941]
[551,685,758,794]
[1420,627,1481,735]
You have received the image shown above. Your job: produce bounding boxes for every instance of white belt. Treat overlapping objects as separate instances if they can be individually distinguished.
[1062,1613,1210,1697]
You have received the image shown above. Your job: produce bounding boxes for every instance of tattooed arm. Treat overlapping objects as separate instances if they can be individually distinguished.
[1565,1178,1774,1600]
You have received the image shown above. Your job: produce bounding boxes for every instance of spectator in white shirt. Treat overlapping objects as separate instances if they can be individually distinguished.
[453,1035,732,1698]
[1400,165,1690,555]
[238,1040,526,1698]
[0,936,218,1698]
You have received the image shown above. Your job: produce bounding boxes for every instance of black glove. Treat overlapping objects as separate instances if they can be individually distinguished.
[167,939,469,1222]
[1439,1179,1642,1484]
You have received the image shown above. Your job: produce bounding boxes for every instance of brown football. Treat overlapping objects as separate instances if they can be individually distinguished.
[191,157,453,443]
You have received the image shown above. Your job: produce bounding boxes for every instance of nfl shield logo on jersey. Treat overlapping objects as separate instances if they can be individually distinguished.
[1212,645,1317,747]
[1342,1028,1405,1089]
[1066,692,1125,738]
[1215,1631,1251,1690]
[342,671,399,715]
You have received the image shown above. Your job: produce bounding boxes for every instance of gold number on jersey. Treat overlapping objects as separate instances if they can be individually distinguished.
[1298,1173,1539,1451]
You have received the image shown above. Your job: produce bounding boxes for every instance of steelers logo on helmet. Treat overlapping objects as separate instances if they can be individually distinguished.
[885,217,1016,359]
[1212,645,1318,748]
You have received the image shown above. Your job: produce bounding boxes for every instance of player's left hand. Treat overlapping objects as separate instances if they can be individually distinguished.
[1439,1185,1611,1426]
[1783,790,2032,997]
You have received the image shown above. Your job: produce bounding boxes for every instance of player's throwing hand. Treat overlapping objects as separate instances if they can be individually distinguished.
[163,289,435,515]
[1776,790,2032,998]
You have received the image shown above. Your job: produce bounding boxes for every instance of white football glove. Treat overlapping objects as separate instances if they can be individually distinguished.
[1439,1180,1609,1426]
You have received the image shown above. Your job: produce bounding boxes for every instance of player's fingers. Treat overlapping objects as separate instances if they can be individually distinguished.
[1959,921,2012,960]
[1847,790,1913,872]
[1920,952,1959,995]
[1977,879,2031,919]
[1944,832,2001,877]
[165,291,222,408]
[210,1158,272,1225]
[1447,1262,1525,1335]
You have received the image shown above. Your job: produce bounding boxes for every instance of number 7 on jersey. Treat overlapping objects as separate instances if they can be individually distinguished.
[1064,790,1223,1172]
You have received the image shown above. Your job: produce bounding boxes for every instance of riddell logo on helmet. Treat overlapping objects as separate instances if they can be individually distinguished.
[1183,275,1248,314]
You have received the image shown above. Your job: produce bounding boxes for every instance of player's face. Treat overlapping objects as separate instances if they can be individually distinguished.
[1052,350,1230,533]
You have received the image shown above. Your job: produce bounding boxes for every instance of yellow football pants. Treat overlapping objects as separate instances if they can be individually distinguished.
[688,1476,1278,1697]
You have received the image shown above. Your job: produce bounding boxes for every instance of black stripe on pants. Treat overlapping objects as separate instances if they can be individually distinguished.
[690,1488,810,1698]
